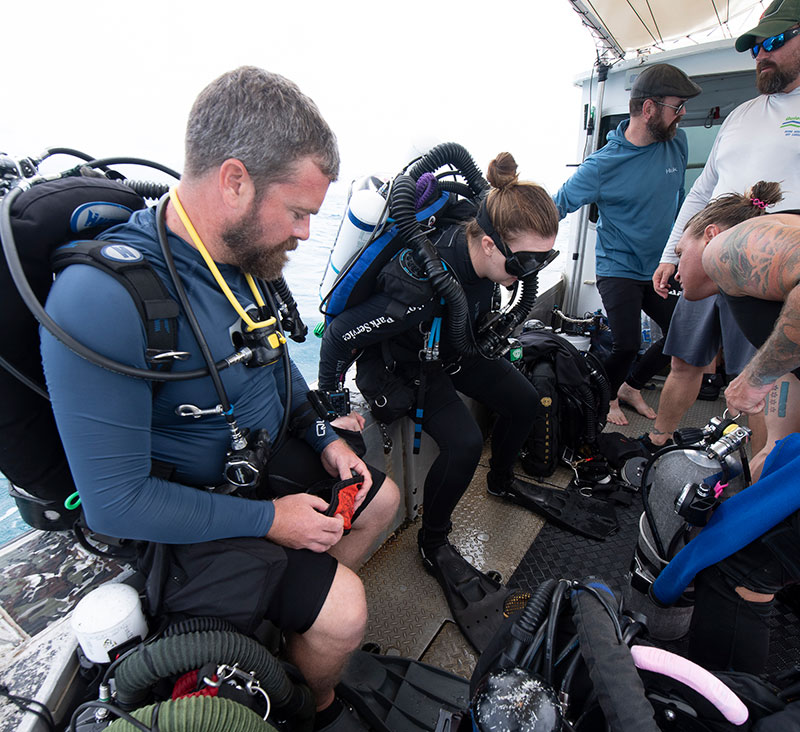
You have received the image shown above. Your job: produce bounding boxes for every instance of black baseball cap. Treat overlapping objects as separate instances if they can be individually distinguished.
[736,0,800,52]
[630,64,702,99]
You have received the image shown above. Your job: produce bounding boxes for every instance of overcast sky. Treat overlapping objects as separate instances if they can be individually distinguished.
[1,1,597,194]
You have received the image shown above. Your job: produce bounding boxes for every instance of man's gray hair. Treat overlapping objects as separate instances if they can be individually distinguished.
[184,66,339,191]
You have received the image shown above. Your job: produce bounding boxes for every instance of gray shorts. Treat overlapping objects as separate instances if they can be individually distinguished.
[663,293,756,375]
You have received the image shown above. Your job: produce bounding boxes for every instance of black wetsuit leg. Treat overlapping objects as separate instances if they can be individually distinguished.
[451,356,541,475]
[419,370,484,539]
[689,510,800,673]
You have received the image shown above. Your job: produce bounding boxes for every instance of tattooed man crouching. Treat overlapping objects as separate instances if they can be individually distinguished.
[674,182,800,672]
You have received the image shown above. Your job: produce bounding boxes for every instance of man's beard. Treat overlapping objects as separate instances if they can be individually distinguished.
[756,55,800,94]
[222,209,297,281]
[646,110,678,142]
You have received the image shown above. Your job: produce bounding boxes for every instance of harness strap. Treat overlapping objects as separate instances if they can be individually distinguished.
[51,240,180,369]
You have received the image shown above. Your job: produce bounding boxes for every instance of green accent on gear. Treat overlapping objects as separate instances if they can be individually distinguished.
[314,322,326,338]
[106,696,277,731]
[65,492,81,510]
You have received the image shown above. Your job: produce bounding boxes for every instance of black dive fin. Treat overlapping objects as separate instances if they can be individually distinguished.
[494,479,618,540]
[337,650,470,732]
[423,544,514,653]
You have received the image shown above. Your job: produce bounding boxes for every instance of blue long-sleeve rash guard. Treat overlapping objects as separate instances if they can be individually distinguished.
[553,119,687,281]
[41,206,335,544]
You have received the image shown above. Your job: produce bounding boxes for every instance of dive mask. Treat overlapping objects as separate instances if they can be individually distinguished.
[476,200,558,279]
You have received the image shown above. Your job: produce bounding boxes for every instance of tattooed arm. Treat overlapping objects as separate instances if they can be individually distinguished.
[703,216,800,299]
[723,285,800,412]
[704,216,800,413]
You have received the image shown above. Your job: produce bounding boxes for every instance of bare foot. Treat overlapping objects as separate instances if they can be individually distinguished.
[607,399,628,426]
[617,383,656,419]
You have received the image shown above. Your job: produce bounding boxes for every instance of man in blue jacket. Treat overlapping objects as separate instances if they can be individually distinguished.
[554,64,701,425]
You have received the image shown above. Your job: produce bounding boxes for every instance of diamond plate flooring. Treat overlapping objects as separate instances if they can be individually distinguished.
[358,383,779,680]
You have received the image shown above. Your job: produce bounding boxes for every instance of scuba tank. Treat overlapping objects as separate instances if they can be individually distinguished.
[624,414,752,640]
[318,179,387,306]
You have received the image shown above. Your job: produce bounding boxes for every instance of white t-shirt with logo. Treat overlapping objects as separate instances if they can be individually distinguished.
[661,86,800,264]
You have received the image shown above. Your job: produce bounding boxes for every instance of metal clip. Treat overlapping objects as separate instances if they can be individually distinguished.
[204,664,272,721]
[176,403,225,419]
[147,350,192,362]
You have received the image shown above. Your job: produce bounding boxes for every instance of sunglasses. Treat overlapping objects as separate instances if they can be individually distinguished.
[751,26,800,58]
[476,201,558,280]
[654,100,687,114]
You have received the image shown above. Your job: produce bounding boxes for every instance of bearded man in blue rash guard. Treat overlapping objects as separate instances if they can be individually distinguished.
[554,63,701,426]
[41,67,399,732]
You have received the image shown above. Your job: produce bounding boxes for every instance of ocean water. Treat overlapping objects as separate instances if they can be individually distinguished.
[0,185,570,544]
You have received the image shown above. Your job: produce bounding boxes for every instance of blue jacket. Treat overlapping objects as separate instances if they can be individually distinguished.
[553,119,687,280]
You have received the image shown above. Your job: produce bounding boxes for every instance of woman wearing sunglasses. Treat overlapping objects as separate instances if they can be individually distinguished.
[317,152,558,644]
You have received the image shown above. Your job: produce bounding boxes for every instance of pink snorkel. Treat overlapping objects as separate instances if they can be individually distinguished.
[631,645,749,726]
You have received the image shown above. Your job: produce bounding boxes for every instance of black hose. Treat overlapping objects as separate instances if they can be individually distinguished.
[0,352,49,400]
[571,583,659,732]
[124,179,172,200]
[268,276,307,343]
[583,353,611,435]
[543,580,569,685]
[44,147,103,164]
[113,630,314,728]
[390,175,480,357]
[260,281,292,452]
[436,180,477,199]
[475,274,540,357]
[0,185,232,383]
[156,195,233,415]
[501,578,558,667]
[163,616,238,637]
[83,156,181,180]
[406,142,489,196]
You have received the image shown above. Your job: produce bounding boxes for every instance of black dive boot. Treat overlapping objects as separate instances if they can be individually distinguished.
[417,528,509,653]
[487,471,618,540]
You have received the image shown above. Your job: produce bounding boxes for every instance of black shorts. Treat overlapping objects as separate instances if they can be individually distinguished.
[141,437,385,635]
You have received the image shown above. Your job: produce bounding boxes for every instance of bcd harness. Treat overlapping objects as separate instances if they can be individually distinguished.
[51,240,181,370]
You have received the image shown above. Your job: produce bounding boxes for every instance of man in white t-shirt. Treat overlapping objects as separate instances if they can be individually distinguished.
[644,0,800,479]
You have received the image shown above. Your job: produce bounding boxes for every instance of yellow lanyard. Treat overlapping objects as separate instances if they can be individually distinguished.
[169,188,277,332]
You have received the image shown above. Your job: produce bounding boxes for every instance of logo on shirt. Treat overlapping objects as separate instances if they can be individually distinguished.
[780,116,800,136]
[665,167,679,174]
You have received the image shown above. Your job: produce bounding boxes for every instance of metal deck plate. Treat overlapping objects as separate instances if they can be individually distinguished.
[358,451,546,675]
[358,384,783,680]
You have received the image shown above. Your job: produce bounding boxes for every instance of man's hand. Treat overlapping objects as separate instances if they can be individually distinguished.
[321,439,372,510]
[724,372,774,414]
[652,262,676,299]
[266,493,344,551]
[331,412,365,432]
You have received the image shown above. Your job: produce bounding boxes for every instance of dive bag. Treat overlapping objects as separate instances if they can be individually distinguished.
[0,175,177,530]
[518,329,610,477]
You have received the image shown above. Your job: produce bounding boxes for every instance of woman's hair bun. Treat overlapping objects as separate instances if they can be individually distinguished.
[747,180,783,208]
[487,152,519,190]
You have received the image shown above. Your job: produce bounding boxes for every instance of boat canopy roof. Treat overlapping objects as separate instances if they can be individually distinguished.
[568,0,768,63]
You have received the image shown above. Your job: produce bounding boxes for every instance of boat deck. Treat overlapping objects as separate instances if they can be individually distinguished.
[0,380,789,731]
[358,381,742,676]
